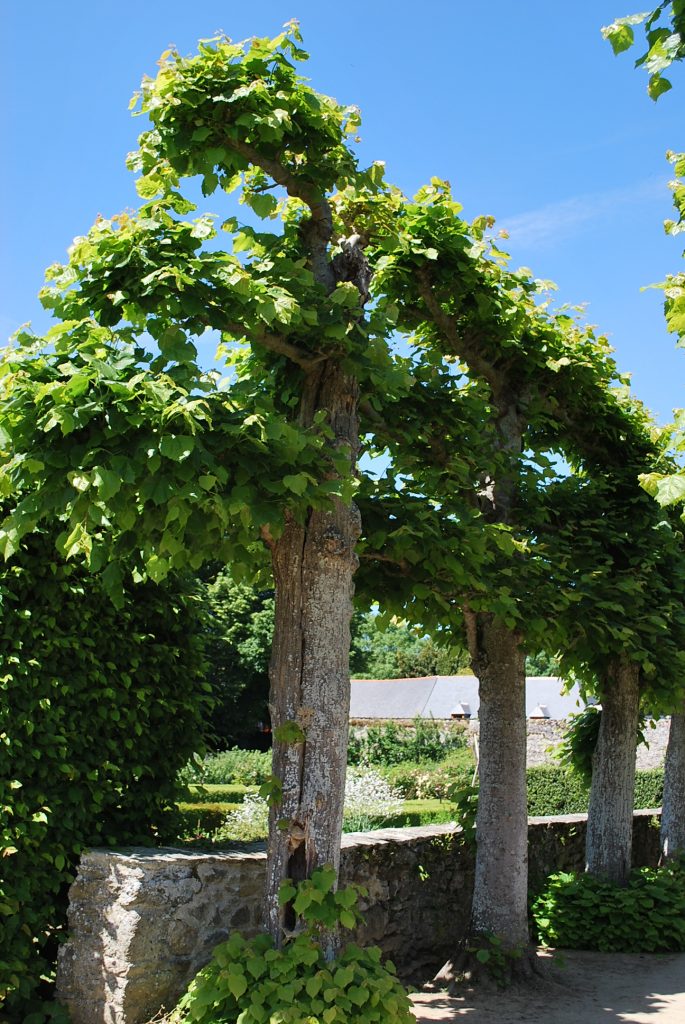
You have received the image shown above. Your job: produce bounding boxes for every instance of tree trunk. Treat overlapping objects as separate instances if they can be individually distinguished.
[661,700,685,861]
[585,658,640,884]
[264,361,360,952]
[469,614,530,950]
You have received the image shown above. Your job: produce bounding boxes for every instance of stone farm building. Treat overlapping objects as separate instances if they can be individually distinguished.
[349,675,668,769]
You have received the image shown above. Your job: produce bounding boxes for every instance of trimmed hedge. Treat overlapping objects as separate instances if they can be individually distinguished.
[183,784,252,805]
[0,538,209,1022]
[177,803,241,836]
[527,766,663,817]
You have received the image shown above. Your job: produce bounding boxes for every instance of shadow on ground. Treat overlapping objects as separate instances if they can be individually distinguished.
[411,950,685,1023]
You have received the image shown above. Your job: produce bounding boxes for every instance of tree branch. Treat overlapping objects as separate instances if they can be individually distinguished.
[260,524,276,550]
[416,266,501,391]
[203,307,327,371]
[224,136,335,290]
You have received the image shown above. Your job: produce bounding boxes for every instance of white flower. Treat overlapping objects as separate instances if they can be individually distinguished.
[216,769,405,841]
[343,768,404,831]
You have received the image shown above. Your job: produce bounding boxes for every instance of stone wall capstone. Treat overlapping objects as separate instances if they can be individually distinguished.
[56,811,662,1024]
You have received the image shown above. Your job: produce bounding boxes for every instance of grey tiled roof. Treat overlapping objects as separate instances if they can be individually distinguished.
[349,675,583,720]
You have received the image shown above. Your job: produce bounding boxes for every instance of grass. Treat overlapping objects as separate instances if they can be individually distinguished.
[174,794,458,843]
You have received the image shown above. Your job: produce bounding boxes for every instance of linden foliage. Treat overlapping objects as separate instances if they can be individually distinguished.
[0,24,408,601]
[169,869,413,1024]
[602,2,685,99]
[358,177,683,667]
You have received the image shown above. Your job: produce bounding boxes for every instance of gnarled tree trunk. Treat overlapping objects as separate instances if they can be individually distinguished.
[585,657,640,884]
[661,700,685,862]
[264,361,360,952]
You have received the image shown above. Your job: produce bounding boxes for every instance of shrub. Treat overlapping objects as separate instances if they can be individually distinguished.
[380,752,474,800]
[342,769,404,832]
[348,718,468,767]
[0,536,209,1022]
[531,861,685,952]
[183,748,272,786]
[169,868,414,1024]
[633,767,664,809]
[177,803,242,839]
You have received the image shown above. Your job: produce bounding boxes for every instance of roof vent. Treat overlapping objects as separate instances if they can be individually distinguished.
[450,703,471,720]
[530,704,550,719]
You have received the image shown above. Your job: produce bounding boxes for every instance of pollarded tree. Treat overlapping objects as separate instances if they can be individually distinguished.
[546,457,685,883]
[602,1,685,869]
[0,26,410,950]
[356,184,644,976]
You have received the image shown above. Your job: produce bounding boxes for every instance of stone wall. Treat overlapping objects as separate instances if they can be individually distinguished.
[56,811,662,1024]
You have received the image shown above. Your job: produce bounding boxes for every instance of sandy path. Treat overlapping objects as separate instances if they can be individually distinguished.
[411,950,685,1023]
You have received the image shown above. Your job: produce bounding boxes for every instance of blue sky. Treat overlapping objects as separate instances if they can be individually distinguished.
[1,1,683,423]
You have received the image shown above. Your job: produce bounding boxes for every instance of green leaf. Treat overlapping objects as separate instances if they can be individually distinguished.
[306,975,323,997]
[655,473,685,506]
[648,73,673,100]
[312,865,337,892]
[160,435,196,461]
[604,23,635,55]
[146,554,170,582]
[282,473,309,496]
[159,326,197,363]
[273,720,306,744]
[227,971,248,999]
[339,909,356,929]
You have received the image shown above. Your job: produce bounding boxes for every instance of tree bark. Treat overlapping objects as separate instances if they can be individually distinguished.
[469,614,530,949]
[585,658,640,884]
[661,700,685,861]
[264,361,360,952]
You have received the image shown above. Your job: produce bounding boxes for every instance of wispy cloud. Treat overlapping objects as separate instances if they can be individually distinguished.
[499,177,667,249]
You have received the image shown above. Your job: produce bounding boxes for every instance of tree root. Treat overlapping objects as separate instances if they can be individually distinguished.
[432,939,561,995]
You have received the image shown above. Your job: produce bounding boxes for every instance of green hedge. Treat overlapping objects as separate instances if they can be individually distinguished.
[527,766,663,816]
[177,803,240,837]
[0,537,209,1022]
[183,784,252,805]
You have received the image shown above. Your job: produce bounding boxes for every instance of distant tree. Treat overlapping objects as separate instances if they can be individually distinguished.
[198,569,273,749]
[524,651,561,677]
[349,612,469,679]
